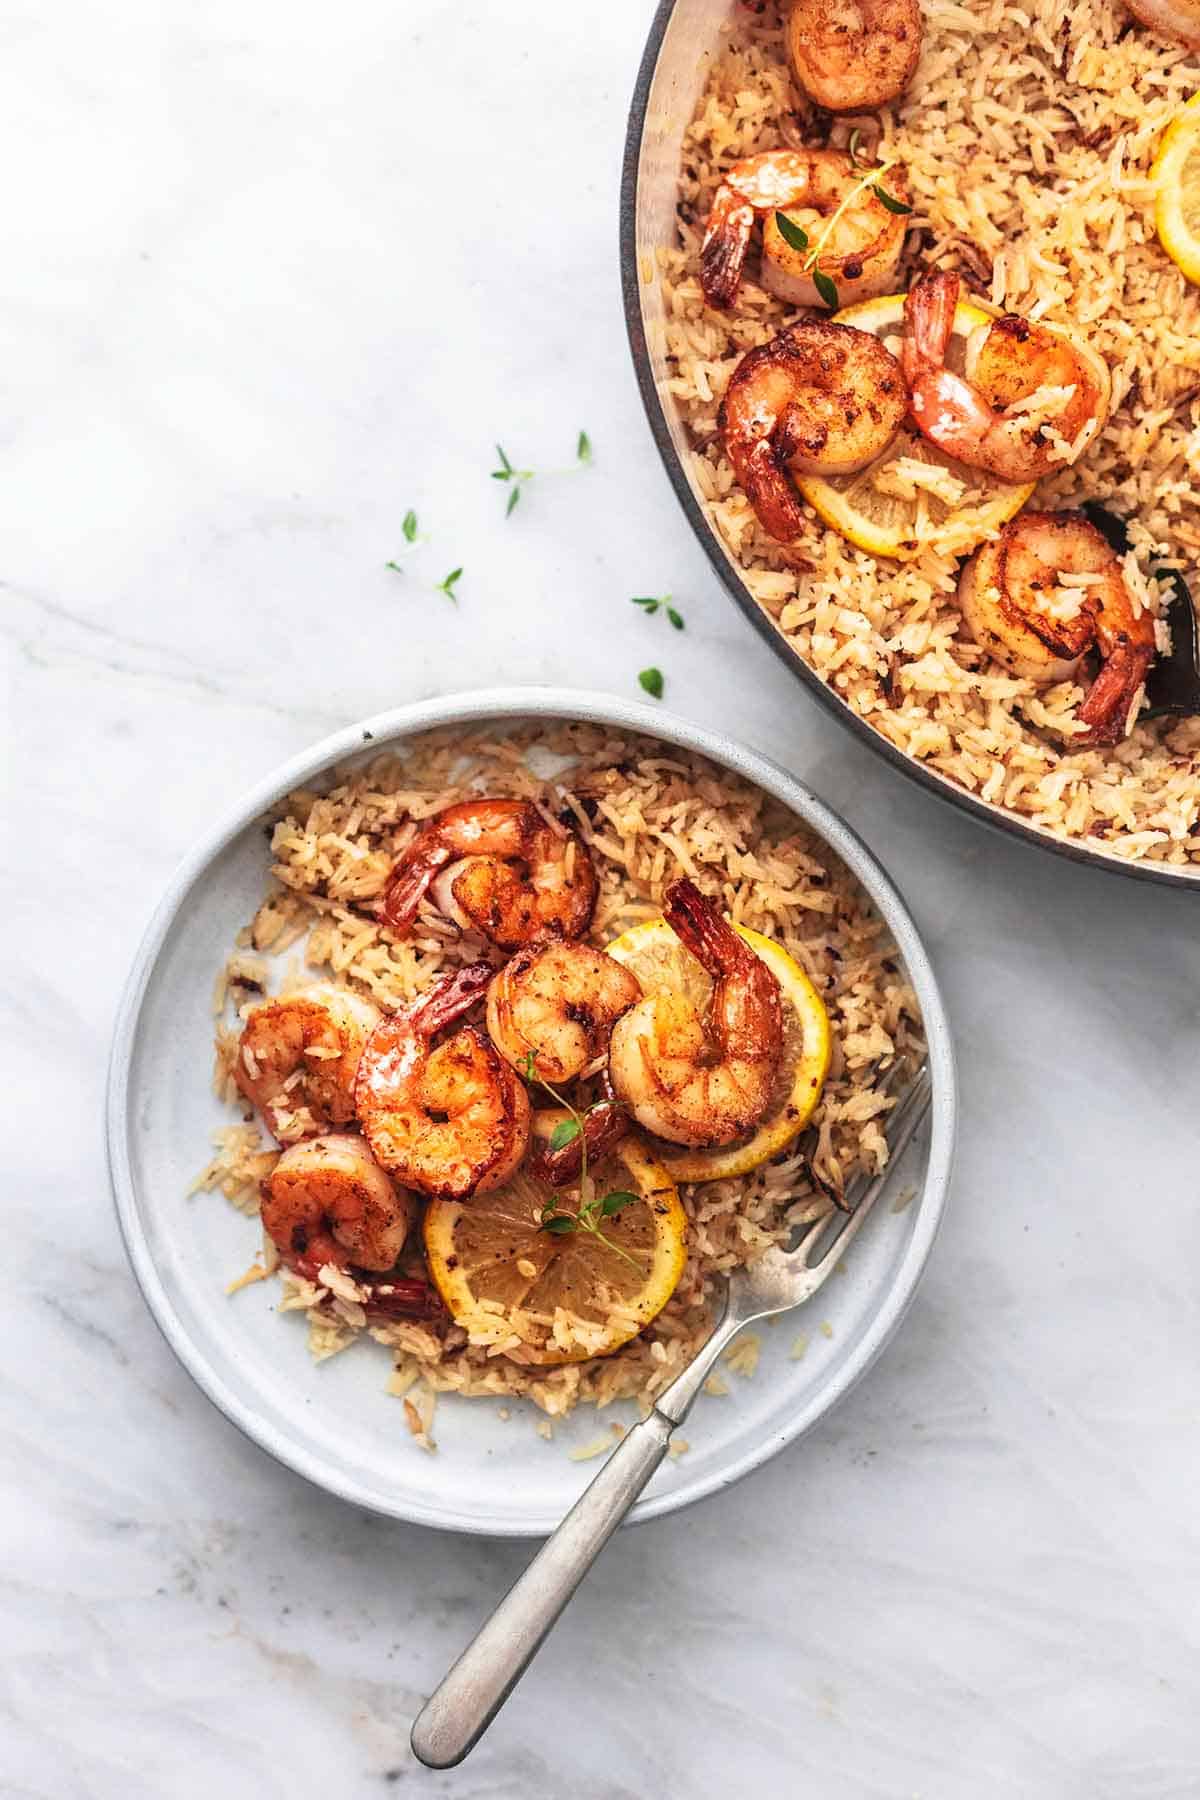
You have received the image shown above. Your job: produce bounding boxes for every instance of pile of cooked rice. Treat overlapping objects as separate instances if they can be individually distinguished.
[194,722,922,1443]
[658,0,1200,870]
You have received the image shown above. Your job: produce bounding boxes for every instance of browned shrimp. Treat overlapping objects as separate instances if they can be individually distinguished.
[355,962,531,1200]
[234,984,380,1144]
[261,1133,417,1279]
[486,940,643,1084]
[1125,0,1200,46]
[608,880,784,1149]
[902,270,1110,483]
[720,321,906,541]
[381,798,597,950]
[958,512,1157,747]
[786,0,923,112]
[700,148,908,311]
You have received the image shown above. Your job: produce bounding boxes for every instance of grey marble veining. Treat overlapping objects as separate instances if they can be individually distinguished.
[3,0,1199,1795]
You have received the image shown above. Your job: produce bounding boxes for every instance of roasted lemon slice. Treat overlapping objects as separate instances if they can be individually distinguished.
[794,291,1034,561]
[423,1135,685,1366]
[604,916,831,1184]
[1154,94,1200,286]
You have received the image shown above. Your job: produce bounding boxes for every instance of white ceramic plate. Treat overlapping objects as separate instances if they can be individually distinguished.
[106,688,956,1535]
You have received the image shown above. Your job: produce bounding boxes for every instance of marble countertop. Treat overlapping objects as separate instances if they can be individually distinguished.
[4,0,1199,1793]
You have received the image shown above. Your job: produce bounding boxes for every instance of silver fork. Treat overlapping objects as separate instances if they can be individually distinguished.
[410,1062,933,1769]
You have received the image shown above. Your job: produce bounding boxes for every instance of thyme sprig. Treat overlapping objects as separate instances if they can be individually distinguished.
[521,1051,640,1270]
[632,594,684,630]
[492,430,593,517]
[774,155,912,312]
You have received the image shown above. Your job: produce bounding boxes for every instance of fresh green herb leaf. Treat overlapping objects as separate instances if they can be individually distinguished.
[522,1050,538,1083]
[600,1189,638,1217]
[631,596,660,613]
[436,567,463,601]
[666,606,684,631]
[402,509,418,543]
[774,210,810,253]
[542,1214,577,1235]
[506,486,521,517]
[813,269,840,309]
[638,666,664,700]
[494,443,513,477]
[577,429,592,463]
[871,184,912,215]
[385,561,406,575]
[549,1118,582,1151]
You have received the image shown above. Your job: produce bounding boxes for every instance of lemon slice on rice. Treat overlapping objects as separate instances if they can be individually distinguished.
[423,1134,686,1367]
[794,291,1035,562]
[604,916,831,1184]
[1153,94,1200,287]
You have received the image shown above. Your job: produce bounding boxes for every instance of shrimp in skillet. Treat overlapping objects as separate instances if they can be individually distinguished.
[486,940,643,1085]
[958,512,1157,747]
[786,0,923,113]
[700,148,908,311]
[1125,0,1200,47]
[902,270,1111,484]
[261,1133,417,1279]
[235,984,380,1144]
[356,962,531,1201]
[381,798,597,950]
[609,879,784,1149]
[720,320,906,541]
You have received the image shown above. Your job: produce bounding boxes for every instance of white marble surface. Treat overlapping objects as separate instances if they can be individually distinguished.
[4,0,1199,1793]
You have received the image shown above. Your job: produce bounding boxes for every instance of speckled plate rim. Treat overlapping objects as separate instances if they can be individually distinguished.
[106,686,956,1535]
[618,0,1198,891]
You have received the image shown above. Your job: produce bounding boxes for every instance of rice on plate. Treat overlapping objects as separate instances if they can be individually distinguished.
[194,722,923,1449]
[657,0,1200,871]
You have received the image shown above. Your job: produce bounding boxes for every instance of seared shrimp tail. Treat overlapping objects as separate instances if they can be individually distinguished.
[528,1098,631,1188]
[410,959,494,1035]
[1076,641,1156,747]
[380,840,453,933]
[902,269,961,378]
[701,194,753,309]
[664,878,754,979]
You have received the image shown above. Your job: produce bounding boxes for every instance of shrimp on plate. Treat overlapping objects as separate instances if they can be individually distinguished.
[786,0,924,113]
[261,1133,417,1280]
[486,940,643,1085]
[381,798,597,951]
[700,148,909,311]
[1124,0,1200,48]
[902,270,1111,484]
[720,319,906,541]
[958,511,1158,747]
[356,962,531,1201]
[609,879,784,1149]
[234,984,380,1144]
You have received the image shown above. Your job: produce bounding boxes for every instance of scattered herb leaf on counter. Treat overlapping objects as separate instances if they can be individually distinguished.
[436,567,463,602]
[632,595,685,630]
[639,666,665,699]
[491,432,593,516]
[577,430,592,463]
[403,509,418,543]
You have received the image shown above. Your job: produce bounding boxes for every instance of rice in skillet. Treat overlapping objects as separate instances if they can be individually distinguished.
[195,722,922,1428]
[656,0,1200,870]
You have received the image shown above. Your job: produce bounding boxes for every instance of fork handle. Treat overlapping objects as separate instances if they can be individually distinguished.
[410,1410,674,1768]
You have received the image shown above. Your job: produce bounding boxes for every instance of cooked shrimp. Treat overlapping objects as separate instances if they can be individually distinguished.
[486,940,643,1085]
[700,148,908,310]
[902,270,1111,483]
[381,798,597,950]
[958,511,1157,747]
[235,984,380,1144]
[527,1095,631,1188]
[261,1133,416,1279]
[1125,0,1200,47]
[786,0,923,112]
[356,962,531,1200]
[720,320,906,541]
[608,879,784,1149]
